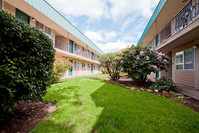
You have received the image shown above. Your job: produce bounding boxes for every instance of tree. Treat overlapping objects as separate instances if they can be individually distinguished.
[0,10,55,113]
[99,52,121,80]
[119,45,170,83]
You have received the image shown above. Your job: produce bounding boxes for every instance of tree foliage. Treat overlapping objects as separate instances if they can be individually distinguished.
[0,11,55,113]
[99,52,121,80]
[119,45,170,83]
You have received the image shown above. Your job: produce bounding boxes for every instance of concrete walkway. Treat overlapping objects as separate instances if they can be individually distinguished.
[177,84,199,100]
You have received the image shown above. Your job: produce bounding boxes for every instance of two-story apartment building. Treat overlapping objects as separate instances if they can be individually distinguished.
[0,0,104,78]
[137,0,199,90]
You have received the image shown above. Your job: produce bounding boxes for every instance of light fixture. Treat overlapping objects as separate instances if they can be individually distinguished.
[193,45,198,49]
[32,18,35,22]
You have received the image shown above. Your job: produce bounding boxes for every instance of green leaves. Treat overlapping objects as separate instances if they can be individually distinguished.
[119,45,171,83]
[0,10,55,114]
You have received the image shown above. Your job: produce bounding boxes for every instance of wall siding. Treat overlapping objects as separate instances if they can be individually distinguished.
[175,71,195,87]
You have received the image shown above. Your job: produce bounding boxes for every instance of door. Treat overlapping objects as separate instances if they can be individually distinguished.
[68,60,73,76]
[91,64,93,74]
[91,52,94,60]
[69,40,73,53]
[156,71,159,79]
[15,9,30,24]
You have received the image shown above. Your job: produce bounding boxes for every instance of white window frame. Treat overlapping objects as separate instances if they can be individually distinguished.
[175,48,195,71]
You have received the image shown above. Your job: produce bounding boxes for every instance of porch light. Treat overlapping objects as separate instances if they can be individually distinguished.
[193,45,198,49]
[32,18,35,22]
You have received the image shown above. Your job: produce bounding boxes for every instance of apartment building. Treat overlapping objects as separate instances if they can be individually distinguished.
[137,0,199,90]
[0,0,104,77]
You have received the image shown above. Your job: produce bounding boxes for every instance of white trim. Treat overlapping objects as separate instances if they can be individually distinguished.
[175,47,195,71]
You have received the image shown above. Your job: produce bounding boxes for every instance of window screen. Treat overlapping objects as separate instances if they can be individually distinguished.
[45,26,51,35]
[176,51,183,70]
[184,48,194,69]
[36,21,44,31]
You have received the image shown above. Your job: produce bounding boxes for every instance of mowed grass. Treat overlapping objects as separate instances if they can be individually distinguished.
[31,74,199,133]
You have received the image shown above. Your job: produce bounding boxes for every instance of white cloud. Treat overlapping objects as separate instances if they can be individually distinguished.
[85,31,103,42]
[108,0,159,21]
[46,0,109,20]
[85,30,118,42]
[97,40,133,53]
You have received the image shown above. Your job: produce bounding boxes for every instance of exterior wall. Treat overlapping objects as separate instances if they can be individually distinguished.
[4,1,15,16]
[2,0,102,78]
[172,39,199,88]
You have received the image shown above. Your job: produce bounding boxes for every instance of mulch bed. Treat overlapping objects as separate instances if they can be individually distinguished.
[1,101,57,133]
[103,75,199,113]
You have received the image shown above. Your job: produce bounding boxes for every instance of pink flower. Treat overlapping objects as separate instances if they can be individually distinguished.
[163,59,167,63]
[140,51,144,55]
[155,51,159,54]
[136,57,140,60]
[153,65,158,70]
[157,56,162,61]
[150,48,154,51]
[120,50,123,53]
[121,60,124,63]
[146,56,149,60]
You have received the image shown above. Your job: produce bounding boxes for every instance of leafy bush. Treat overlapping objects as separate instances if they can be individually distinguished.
[99,52,121,80]
[149,77,179,92]
[52,55,72,83]
[119,45,170,83]
[0,11,55,113]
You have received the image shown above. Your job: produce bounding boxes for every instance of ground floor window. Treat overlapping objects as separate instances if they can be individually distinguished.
[74,61,79,70]
[82,63,86,68]
[175,48,194,70]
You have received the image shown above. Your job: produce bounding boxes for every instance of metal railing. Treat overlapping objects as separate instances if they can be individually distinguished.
[149,1,199,47]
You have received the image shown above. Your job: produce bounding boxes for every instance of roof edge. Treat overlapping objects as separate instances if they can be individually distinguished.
[136,0,167,46]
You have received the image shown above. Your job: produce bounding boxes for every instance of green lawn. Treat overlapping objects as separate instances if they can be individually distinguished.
[31,74,199,133]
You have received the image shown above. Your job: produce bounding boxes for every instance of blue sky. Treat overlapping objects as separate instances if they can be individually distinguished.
[46,0,159,53]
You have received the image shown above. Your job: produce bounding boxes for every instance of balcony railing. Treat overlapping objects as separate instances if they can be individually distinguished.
[55,39,68,51]
[55,39,99,61]
[149,1,199,47]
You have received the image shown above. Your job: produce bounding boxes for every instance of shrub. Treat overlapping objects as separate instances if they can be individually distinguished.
[119,45,170,83]
[0,11,55,113]
[149,77,179,92]
[52,55,72,83]
[99,52,121,80]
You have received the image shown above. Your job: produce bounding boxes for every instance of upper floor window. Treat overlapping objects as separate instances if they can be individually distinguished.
[45,26,51,35]
[36,21,44,31]
[176,48,194,70]
[36,21,51,35]
[0,0,2,10]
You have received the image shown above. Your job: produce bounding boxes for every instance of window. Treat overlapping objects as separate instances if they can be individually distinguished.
[74,61,79,70]
[82,63,86,68]
[36,21,44,31]
[0,0,2,10]
[176,48,194,70]
[45,26,51,35]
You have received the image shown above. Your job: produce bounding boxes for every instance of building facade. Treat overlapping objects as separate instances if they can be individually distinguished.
[137,0,199,90]
[1,0,103,78]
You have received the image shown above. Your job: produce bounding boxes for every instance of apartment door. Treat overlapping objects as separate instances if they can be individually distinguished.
[69,40,73,53]
[91,64,93,74]
[15,9,30,24]
[68,60,73,76]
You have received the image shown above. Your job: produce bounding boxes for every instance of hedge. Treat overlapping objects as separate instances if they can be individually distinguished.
[0,10,55,113]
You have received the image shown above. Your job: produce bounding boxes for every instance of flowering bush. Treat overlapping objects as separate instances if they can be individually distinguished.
[119,45,170,83]
[52,55,72,83]
[99,52,121,80]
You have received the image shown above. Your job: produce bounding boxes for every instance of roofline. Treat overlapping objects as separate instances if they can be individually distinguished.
[136,0,167,46]
[25,0,104,54]
[43,0,104,55]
